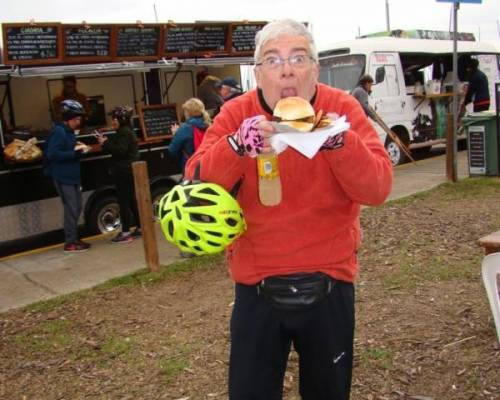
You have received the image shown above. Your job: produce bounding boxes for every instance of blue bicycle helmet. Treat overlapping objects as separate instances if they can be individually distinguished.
[60,99,85,121]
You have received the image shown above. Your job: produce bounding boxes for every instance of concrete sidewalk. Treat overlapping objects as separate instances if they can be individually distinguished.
[0,150,469,313]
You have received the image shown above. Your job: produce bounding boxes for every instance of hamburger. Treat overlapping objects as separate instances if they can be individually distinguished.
[273,96,315,132]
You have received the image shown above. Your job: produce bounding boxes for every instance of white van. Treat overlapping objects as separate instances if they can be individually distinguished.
[318,35,500,165]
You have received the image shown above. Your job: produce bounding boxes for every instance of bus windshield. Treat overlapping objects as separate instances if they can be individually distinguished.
[319,55,366,92]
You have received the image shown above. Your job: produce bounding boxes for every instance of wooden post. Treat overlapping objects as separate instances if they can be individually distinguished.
[132,161,160,273]
[446,113,457,182]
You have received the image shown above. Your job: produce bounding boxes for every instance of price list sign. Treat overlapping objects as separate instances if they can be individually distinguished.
[231,23,265,55]
[2,24,62,65]
[140,104,178,141]
[63,26,112,61]
[115,25,161,60]
[468,126,486,174]
[164,25,196,56]
[194,25,228,54]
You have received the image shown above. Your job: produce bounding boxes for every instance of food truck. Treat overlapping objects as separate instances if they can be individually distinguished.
[318,30,500,165]
[0,21,262,254]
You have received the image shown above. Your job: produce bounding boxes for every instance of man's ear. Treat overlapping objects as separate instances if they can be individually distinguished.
[254,66,262,89]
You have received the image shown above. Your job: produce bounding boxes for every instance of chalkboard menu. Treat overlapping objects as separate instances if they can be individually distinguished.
[194,25,228,54]
[139,104,178,141]
[115,25,161,60]
[231,23,265,55]
[164,25,196,55]
[2,23,62,65]
[63,25,112,61]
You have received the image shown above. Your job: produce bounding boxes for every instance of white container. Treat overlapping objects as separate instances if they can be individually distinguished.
[425,80,441,95]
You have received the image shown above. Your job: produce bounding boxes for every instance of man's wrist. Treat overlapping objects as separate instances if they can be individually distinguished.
[227,135,245,156]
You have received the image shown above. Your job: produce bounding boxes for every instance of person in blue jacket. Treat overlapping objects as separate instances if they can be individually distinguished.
[46,99,91,253]
[168,98,211,175]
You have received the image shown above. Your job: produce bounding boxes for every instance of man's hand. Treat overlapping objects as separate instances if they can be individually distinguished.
[229,115,276,157]
[171,123,179,135]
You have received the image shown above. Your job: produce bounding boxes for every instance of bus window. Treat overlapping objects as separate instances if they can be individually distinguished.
[319,55,366,92]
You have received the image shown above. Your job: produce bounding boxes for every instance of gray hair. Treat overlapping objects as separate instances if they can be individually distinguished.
[254,19,318,63]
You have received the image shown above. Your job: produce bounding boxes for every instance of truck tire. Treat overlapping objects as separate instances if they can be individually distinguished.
[87,195,121,234]
[385,137,406,166]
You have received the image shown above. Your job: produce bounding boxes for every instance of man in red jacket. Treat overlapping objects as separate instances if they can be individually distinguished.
[185,19,393,400]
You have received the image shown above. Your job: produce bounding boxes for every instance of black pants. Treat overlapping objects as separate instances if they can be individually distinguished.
[53,180,82,244]
[113,167,140,233]
[229,279,355,400]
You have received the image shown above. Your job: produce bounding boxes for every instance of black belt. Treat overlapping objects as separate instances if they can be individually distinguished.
[256,272,335,311]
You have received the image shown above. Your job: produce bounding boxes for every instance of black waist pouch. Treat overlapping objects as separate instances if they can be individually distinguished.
[257,273,335,311]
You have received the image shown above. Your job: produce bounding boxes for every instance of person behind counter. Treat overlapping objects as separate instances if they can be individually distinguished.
[462,58,490,113]
[52,76,91,122]
[95,106,141,244]
[168,98,211,176]
[350,74,376,120]
[197,73,223,117]
[184,18,393,399]
[45,100,91,253]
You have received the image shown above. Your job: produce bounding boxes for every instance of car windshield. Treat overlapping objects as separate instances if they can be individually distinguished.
[319,55,366,92]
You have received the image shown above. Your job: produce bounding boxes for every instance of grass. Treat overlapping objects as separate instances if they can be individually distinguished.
[13,319,73,352]
[358,347,393,370]
[101,335,134,358]
[24,253,224,313]
[159,356,189,384]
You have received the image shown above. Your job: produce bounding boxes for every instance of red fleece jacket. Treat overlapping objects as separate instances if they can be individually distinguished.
[185,83,393,284]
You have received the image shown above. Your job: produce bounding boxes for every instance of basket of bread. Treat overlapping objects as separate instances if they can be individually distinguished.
[4,137,43,163]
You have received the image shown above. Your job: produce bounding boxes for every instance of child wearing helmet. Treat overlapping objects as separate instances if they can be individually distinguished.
[95,106,141,243]
[45,99,91,253]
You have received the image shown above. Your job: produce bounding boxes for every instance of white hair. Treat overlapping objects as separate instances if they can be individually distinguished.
[254,19,318,63]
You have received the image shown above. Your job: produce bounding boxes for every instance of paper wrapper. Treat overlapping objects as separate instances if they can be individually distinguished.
[270,115,350,159]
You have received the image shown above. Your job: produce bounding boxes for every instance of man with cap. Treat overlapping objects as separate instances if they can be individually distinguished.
[217,76,244,102]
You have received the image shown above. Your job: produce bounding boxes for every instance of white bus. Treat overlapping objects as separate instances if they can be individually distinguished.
[318,35,500,165]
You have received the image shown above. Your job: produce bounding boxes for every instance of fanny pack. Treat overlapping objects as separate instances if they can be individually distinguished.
[257,272,335,311]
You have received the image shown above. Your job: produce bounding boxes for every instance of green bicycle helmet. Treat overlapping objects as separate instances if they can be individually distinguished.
[158,182,246,255]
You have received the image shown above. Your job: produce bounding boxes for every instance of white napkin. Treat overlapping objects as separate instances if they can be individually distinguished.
[270,115,350,159]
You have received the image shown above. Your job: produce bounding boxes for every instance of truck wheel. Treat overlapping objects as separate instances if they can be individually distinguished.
[385,138,406,166]
[87,196,121,234]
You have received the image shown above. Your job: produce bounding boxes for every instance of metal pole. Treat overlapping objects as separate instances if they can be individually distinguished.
[385,0,391,32]
[153,4,159,23]
[451,1,459,182]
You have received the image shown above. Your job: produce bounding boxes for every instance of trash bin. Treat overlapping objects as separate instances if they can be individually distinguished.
[462,112,499,176]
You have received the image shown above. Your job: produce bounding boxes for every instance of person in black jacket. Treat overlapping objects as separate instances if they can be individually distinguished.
[46,100,91,253]
[462,58,490,113]
[96,106,141,243]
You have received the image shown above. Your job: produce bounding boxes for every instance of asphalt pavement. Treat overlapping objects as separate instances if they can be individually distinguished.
[0,150,469,313]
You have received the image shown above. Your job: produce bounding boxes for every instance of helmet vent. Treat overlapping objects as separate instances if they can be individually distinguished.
[187,230,200,241]
[225,218,238,227]
[193,246,202,251]
[185,199,216,207]
[168,221,174,237]
[175,206,182,220]
[207,230,223,237]
[191,213,215,223]
[207,241,222,247]
[198,187,219,196]
[179,240,187,247]
[171,191,180,202]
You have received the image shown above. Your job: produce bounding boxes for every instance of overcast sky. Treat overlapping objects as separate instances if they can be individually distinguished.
[2,0,499,49]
